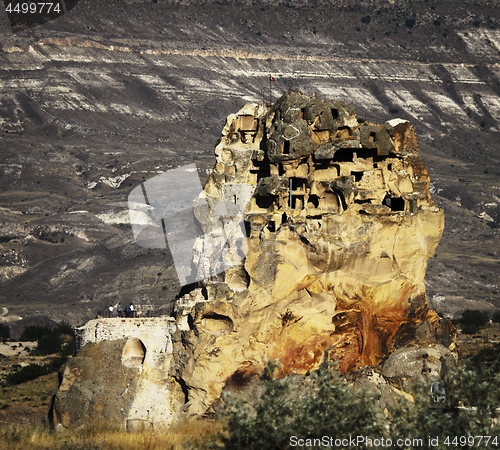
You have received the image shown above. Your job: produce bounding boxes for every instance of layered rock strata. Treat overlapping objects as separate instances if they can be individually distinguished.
[51,92,455,429]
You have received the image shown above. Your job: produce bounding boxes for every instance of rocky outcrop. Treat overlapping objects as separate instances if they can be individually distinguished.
[49,339,142,429]
[171,91,454,416]
[51,92,455,429]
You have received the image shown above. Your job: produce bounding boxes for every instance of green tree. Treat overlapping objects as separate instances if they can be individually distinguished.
[0,323,10,342]
[459,309,488,334]
[491,310,500,324]
[194,364,385,450]
[19,322,73,355]
[19,325,51,341]
[36,332,63,355]
[192,351,500,450]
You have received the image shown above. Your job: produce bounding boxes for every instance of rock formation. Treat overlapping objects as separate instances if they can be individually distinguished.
[50,92,456,429]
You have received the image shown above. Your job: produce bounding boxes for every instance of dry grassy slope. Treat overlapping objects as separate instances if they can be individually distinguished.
[0,0,498,325]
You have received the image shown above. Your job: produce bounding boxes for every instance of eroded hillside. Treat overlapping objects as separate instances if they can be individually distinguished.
[0,0,498,324]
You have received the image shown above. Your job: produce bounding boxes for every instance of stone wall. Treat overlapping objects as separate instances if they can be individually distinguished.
[74,317,177,357]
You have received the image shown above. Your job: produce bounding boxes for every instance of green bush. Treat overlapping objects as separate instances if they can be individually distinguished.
[20,322,74,355]
[0,322,10,342]
[36,333,63,355]
[193,350,500,450]
[194,363,384,450]
[459,309,489,335]
[491,311,500,324]
[55,321,74,336]
[20,325,52,342]
[5,363,50,385]
[5,355,69,385]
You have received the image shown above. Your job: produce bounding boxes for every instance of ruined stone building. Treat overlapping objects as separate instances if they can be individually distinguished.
[51,92,455,430]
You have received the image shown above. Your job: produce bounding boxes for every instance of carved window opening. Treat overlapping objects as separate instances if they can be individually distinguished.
[283,140,290,155]
[244,221,251,237]
[357,148,378,159]
[352,171,363,182]
[387,163,392,171]
[267,221,276,232]
[300,108,305,119]
[382,195,405,211]
[308,195,320,208]
[256,195,275,210]
[331,108,339,119]
[257,169,270,182]
[336,126,352,138]
[291,195,304,209]
[314,161,330,170]
[122,338,146,368]
[251,162,271,183]
[291,177,306,192]
[369,131,377,143]
[333,148,353,162]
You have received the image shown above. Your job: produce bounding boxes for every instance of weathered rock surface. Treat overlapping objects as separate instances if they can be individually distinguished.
[171,91,453,417]
[1,1,499,325]
[52,92,455,429]
[49,339,142,429]
[50,318,179,429]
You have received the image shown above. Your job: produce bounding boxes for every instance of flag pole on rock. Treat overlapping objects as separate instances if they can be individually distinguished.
[269,74,275,104]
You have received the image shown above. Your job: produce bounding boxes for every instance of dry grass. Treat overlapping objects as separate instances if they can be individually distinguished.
[0,345,223,449]
[0,417,223,450]
[456,322,500,358]
[0,372,59,428]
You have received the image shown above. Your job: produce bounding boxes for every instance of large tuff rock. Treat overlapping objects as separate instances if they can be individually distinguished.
[49,339,142,429]
[51,92,455,429]
[172,91,454,416]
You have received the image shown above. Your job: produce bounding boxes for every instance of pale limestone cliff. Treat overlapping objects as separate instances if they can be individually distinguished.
[51,92,454,429]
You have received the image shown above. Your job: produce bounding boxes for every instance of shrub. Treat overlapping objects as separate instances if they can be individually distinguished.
[5,355,69,385]
[0,322,10,342]
[5,363,50,385]
[20,322,73,355]
[195,363,384,450]
[405,18,416,28]
[193,348,500,449]
[20,325,52,341]
[55,321,74,336]
[459,309,489,334]
[491,311,500,324]
[37,333,63,355]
